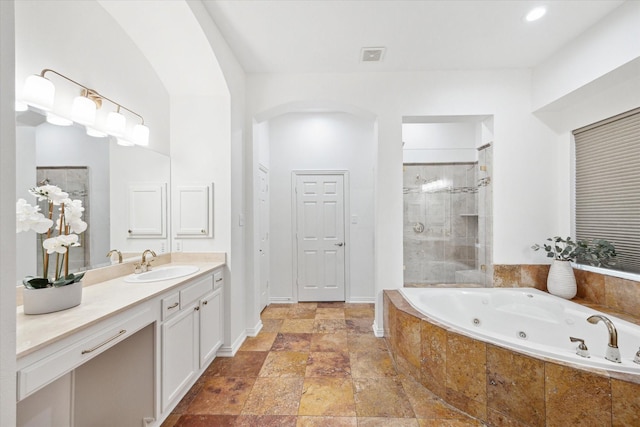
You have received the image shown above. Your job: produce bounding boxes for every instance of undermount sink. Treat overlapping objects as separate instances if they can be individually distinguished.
[124,265,200,283]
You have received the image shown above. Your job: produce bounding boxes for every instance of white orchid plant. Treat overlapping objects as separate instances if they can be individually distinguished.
[16,184,87,289]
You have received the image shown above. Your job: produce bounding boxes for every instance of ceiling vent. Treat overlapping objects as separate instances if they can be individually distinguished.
[361,47,385,62]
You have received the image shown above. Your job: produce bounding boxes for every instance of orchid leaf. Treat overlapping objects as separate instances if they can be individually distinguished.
[23,277,50,289]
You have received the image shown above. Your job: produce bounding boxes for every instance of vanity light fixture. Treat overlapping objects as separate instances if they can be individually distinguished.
[20,68,149,145]
[132,123,150,146]
[106,105,126,137]
[21,73,55,111]
[86,127,108,138]
[45,112,73,127]
[117,138,135,147]
[15,101,28,112]
[70,92,97,126]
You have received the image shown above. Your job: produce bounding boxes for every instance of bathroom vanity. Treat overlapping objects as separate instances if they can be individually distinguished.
[16,254,225,427]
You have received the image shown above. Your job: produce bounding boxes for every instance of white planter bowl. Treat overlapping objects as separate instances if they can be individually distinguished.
[23,281,83,315]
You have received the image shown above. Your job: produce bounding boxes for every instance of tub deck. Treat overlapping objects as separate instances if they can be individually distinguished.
[384,287,640,427]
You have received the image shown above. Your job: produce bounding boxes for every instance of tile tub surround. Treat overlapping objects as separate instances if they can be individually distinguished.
[384,290,640,427]
[493,264,640,320]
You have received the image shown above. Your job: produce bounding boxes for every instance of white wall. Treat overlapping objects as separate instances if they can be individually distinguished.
[247,70,561,329]
[403,122,478,163]
[267,112,376,302]
[0,1,17,424]
[532,1,640,111]
[110,144,170,255]
[15,0,173,269]
[15,0,170,156]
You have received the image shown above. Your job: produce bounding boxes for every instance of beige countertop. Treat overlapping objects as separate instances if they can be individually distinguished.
[17,255,225,359]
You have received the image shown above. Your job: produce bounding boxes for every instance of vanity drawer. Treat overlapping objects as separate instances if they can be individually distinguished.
[180,275,213,309]
[213,269,224,289]
[161,292,181,320]
[17,307,153,401]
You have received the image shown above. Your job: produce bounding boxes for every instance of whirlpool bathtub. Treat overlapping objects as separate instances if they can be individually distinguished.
[399,287,640,374]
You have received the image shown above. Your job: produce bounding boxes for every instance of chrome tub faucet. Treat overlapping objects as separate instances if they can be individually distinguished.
[587,314,621,363]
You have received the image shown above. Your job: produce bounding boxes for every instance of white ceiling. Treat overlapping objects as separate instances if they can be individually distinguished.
[202,0,625,74]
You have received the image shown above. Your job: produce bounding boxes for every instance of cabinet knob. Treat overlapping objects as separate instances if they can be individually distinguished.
[201,229,206,234]
[203,300,208,305]
[194,306,200,311]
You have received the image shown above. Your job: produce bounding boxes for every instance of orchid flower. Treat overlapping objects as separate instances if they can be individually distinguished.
[43,234,80,254]
[20,183,87,283]
[29,184,69,205]
[58,198,88,233]
[16,199,54,233]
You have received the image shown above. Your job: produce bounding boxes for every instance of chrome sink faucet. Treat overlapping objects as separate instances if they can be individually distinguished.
[587,315,621,363]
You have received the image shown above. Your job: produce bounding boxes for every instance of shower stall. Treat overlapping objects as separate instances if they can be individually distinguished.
[402,121,493,287]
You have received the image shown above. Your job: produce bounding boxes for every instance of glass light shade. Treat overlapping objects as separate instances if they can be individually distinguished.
[86,127,108,138]
[70,96,97,126]
[22,75,55,111]
[15,101,28,112]
[106,111,126,137]
[117,138,135,147]
[132,124,150,146]
[46,112,73,126]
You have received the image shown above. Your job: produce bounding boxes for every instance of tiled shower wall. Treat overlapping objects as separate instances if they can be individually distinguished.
[403,163,479,285]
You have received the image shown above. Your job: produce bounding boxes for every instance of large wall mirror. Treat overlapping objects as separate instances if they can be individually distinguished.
[16,110,170,282]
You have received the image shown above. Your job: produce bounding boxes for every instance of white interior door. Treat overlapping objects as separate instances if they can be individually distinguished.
[295,174,345,301]
[258,167,270,311]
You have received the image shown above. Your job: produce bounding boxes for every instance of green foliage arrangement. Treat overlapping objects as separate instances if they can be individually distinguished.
[532,236,617,267]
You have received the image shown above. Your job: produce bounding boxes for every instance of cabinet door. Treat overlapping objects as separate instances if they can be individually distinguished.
[128,183,166,237]
[199,288,223,367]
[161,305,198,411]
[176,184,212,237]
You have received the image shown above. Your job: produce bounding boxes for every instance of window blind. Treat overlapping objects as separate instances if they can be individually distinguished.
[574,107,640,273]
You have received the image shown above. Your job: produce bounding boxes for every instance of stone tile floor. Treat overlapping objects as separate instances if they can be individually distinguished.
[161,302,483,427]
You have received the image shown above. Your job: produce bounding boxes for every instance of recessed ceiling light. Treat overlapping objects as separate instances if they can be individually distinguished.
[525,6,547,22]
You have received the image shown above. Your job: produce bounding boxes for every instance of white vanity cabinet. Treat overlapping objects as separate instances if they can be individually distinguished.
[16,260,226,427]
[199,271,224,366]
[161,268,224,412]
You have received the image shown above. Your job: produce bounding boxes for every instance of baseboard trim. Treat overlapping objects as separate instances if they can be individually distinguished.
[246,320,263,337]
[268,297,296,304]
[346,297,375,303]
[216,330,247,357]
[372,320,384,338]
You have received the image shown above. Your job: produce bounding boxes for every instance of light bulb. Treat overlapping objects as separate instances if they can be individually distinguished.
[22,74,55,111]
[106,111,126,137]
[117,138,135,147]
[15,101,28,112]
[86,127,108,138]
[132,124,150,146]
[46,112,73,126]
[70,96,96,126]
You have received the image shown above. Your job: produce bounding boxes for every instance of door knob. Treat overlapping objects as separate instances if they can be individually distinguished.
[335,242,344,247]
